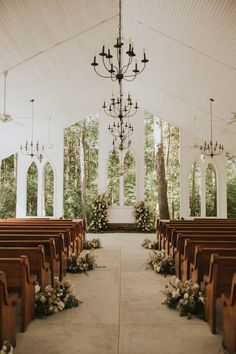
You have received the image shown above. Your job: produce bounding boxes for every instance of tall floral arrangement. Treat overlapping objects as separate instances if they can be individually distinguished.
[89,194,108,232]
[135,201,154,231]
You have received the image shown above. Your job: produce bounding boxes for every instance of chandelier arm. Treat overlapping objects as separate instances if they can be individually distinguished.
[122,56,133,75]
[123,74,137,82]
[107,56,118,75]
[102,55,114,74]
[93,65,112,79]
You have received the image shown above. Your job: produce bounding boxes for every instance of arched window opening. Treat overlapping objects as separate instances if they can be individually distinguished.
[64,115,99,220]
[44,162,54,216]
[123,151,136,206]
[0,154,17,218]
[107,150,120,206]
[205,163,217,217]
[27,161,38,216]
[189,161,201,217]
[226,154,236,218]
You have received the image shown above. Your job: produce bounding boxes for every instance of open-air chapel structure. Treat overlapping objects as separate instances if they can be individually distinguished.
[0,1,235,354]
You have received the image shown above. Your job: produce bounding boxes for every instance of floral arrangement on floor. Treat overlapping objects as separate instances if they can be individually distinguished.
[0,341,13,354]
[142,238,158,250]
[89,194,108,232]
[162,276,205,319]
[146,249,175,276]
[134,201,154,232]
[67,251,97,274]
[35,277,81,318]
[83,238,102,250]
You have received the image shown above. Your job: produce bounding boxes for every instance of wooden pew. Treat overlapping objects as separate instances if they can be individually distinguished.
[0,246,50,290]
[182,239,236,281]
[0,256,35,332]
[0,225,72,255]
[0,233,66,279]
[173,232,236,278]
[0,218,85,252]
[169,226,236,256]
[221,273,236,354]
[0,239,58,286]
[190,244,236,284]
[0,271,17,347]
[204,254,236,334]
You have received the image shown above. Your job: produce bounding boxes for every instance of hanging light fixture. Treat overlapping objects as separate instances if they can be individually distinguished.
[91,0,148,83]
[200,98,224,158]
[20,99,44,162]
[104,82,138,152]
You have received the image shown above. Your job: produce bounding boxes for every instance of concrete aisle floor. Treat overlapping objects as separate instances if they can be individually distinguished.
[14,233,225,354]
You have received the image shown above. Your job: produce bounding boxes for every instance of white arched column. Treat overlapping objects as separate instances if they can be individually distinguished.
[99,109,145,223]
[180,128,227,218]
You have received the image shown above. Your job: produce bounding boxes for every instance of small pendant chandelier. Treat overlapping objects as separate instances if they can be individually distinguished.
[91,0,148,83]
[200,98,224,158]
[20,99,44,162]
[104,82,138,152]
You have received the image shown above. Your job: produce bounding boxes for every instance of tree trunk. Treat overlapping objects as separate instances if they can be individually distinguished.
[156,142,170,219]
[79,128,87,224]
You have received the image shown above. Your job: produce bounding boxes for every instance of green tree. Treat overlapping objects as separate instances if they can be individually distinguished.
[124,151,136,206]
[227,155,236,218]
[44,162,54,216]
[107,150,120,206]
[64,115,98,222]
[0,154,17,218]
[27,161,38,216]
[189,162,201,217]
[205,163,217,217]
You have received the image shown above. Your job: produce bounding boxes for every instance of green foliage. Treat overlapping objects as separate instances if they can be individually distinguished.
[144,112,158,213]
[205,163,217,217]
[189,162,201,217]
[107,150,120,206]
[144,112,180,219]
[0,154,17,219]
[64,115,98,220]
[135,201,154,231]
[227,155,236,218]
[44,162,54,216]
[89,194,108,232]
[27,162,38,216]
[124,151,136,206]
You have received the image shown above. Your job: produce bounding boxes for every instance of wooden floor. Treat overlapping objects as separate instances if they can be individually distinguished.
[14,233,226,354]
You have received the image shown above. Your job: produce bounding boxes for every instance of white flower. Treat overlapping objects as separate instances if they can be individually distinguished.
[184,293,189,300]
[35,284,41,294]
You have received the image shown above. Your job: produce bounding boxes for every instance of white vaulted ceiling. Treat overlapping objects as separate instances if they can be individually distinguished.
[0,0,235,157]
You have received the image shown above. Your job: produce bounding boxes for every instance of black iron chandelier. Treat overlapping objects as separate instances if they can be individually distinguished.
[200,98,224,158]
[20,99,44,162]
[104,82,138,151]
[91,0,148,83]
